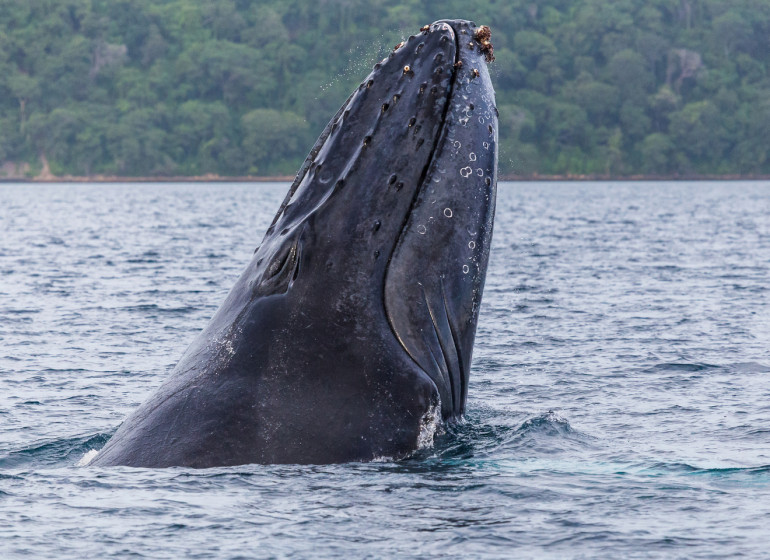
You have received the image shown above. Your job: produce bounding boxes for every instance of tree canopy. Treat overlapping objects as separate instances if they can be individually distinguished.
[1,0,768,178]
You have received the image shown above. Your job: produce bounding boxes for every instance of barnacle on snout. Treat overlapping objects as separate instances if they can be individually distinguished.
[473,25,495,63]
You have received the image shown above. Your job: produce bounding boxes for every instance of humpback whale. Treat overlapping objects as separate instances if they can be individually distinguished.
[92,19,498,467]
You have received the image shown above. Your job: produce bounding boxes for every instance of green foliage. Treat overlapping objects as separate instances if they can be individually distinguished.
[0,0,769,177]
[242,109,310,176]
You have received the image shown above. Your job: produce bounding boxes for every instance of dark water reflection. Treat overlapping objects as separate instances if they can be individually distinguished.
[1,181,769,558]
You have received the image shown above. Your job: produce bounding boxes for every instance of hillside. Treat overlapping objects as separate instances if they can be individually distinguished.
[1,0,768,178]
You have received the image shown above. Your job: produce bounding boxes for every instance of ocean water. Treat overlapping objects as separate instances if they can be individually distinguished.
[1,181,768,558]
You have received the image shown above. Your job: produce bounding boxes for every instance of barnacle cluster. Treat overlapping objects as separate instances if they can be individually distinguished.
[474,25,495,63]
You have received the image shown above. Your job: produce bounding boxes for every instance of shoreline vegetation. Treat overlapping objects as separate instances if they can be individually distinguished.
[2,1,769,180]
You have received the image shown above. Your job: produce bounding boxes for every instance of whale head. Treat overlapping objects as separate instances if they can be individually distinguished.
[244,19,498,422]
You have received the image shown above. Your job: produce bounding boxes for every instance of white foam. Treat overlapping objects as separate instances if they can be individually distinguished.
[416,401,442,450]
[77,449,99,467]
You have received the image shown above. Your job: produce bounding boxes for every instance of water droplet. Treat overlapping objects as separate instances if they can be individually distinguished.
[469,152,476,161]
[417,225,427,235]
[469,241,476,249]
[463,265,470,274]
[453,140,461,149]
[444,208,453,218]
[483,142,490,150]
[460,167,472,178]
[476,168,484,176]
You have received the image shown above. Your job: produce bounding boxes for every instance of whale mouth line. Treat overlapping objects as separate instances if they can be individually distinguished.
[380,23,463,416]
[383,22,461,278]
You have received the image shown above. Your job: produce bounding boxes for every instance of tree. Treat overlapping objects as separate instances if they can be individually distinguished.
[639,132,674,174]
[668,101,727,168]
[241,109,309,175]
[1,0,769,178]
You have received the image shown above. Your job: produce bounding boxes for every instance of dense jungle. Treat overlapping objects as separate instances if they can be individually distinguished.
[1,0,768,178]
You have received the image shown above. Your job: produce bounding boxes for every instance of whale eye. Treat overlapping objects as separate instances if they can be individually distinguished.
[255,235,302,297]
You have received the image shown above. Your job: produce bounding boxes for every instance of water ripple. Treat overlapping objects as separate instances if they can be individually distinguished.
[1,181,769,558]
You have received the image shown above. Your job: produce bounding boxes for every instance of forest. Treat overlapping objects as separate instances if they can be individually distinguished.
[1,0,769,178]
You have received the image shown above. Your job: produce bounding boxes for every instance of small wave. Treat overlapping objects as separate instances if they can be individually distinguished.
[0,433,110,469]
[730,362,770,374]
[121,304,197,315]
[497,411,596,456]
[694,465,770,478]
[633,461,770,480]
[517,410,574,436]
[645,362,720,373]
[416,411,594,463]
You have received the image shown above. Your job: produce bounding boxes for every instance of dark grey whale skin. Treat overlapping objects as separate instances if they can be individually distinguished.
[92,19,498,467]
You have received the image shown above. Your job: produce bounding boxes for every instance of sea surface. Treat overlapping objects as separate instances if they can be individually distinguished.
[0,181,768,558]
